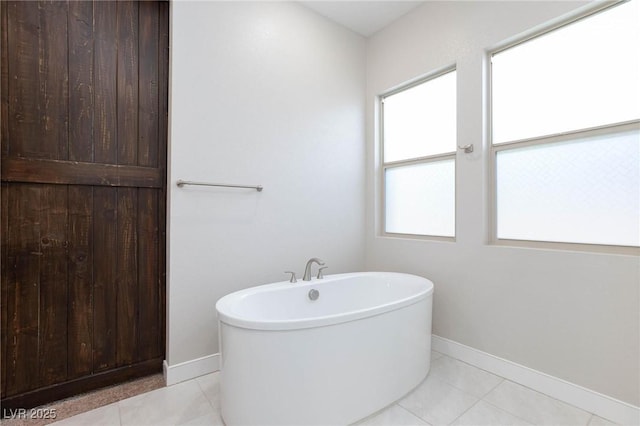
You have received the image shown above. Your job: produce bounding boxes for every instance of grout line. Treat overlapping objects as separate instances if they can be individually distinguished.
[481,379,605,424]
[480,376,505,398]
[497,379,600,420]
[394,403,432,425]
[429,357,502,400]
[447,398,482,425]
[479,398,536,425]
[116,402,123,426]
[194,376,217,413]
[396,399,426,424]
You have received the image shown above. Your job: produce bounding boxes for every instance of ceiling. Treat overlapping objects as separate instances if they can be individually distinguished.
[299,1,425,37]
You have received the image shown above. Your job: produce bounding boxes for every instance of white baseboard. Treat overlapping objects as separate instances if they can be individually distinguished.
[432,335,640,426]
[163,353,220,386]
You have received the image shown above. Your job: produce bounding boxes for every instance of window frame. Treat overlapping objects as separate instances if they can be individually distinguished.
[487,0,640,254]
[380,66,457,240]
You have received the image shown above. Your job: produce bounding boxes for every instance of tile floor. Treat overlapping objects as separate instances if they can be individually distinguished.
[51,351,619,426]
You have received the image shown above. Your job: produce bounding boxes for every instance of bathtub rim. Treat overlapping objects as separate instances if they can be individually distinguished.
[216,271,434,331]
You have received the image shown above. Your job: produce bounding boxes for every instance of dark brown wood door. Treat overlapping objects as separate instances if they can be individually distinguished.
[1,1,168,409]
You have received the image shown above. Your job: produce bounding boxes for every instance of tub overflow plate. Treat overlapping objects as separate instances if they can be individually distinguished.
[308,289,319,301]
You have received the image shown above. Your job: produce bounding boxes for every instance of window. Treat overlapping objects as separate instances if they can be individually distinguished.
[381,69,456,237]
[491,0,640,248]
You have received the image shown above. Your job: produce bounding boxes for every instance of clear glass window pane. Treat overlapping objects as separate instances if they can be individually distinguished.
[383,71,456,162]
[492,0,640,143]
[496,128,640,246]
[385,160,455,237]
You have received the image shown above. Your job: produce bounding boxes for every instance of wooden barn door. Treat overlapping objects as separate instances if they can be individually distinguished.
[0,1,168,410]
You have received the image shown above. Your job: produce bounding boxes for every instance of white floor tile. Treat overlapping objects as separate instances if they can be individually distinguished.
[118,380,214,426]
[451,400,532,426]
[398,374,478,425]
[354,404,431,426]
[588,414,619,426]
[176,410,225,426]
[39,360,620,426]
[484,380,592,426]
[429,355,503,398]
[50,403,120,426]
[431,351,444,361]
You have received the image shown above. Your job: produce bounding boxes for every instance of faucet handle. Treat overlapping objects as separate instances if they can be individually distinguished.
[317,266,328,279]
[284,271,297,283]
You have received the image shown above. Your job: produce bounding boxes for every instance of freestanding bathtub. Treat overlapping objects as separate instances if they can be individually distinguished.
[216,272,434,425]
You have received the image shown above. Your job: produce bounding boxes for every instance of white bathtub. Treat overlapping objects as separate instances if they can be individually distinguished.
[216,272,434,425]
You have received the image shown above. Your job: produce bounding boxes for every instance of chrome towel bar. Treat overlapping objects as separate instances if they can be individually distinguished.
[176,179,263,192]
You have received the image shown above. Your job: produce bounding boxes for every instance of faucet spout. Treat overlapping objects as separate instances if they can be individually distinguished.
[302,258,325,281]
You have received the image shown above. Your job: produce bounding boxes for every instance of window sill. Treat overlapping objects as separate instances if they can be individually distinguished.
[379,232,456,243]
[491,238,639,256]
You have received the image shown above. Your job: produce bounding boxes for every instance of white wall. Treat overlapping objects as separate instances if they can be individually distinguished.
[168,1,366,368]
[365,1,640,406]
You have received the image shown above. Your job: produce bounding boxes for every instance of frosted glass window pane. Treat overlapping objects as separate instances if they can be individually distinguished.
[492,0,640,143]
[384,71,456,162]
[496,129,640,246]
[385,160,455,237]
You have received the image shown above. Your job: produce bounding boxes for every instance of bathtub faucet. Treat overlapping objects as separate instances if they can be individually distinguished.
[303,258,325,281]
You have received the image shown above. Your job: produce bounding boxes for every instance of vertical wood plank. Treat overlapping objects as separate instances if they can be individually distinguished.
[7,1,40,158]
[0,2,11,400]
[94,1,117,164]
[1,183,9,397]
[38,1,69,160]
[68,1,94,162]
[137,1,161,360]
[5,184,41,396]
[157,1,169,358]
[1,0,10,381]
[117,1,139,166]
[67,186,93,378]
[137,2,158,168]
[116,188,138,366]
[92,187,117,372]
[136,189,158,361]
[38,184,68,386]
[1,2,9,156]
[115,1,140,367]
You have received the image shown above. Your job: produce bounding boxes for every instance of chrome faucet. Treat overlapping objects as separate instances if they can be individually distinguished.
[303,258,325,281]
